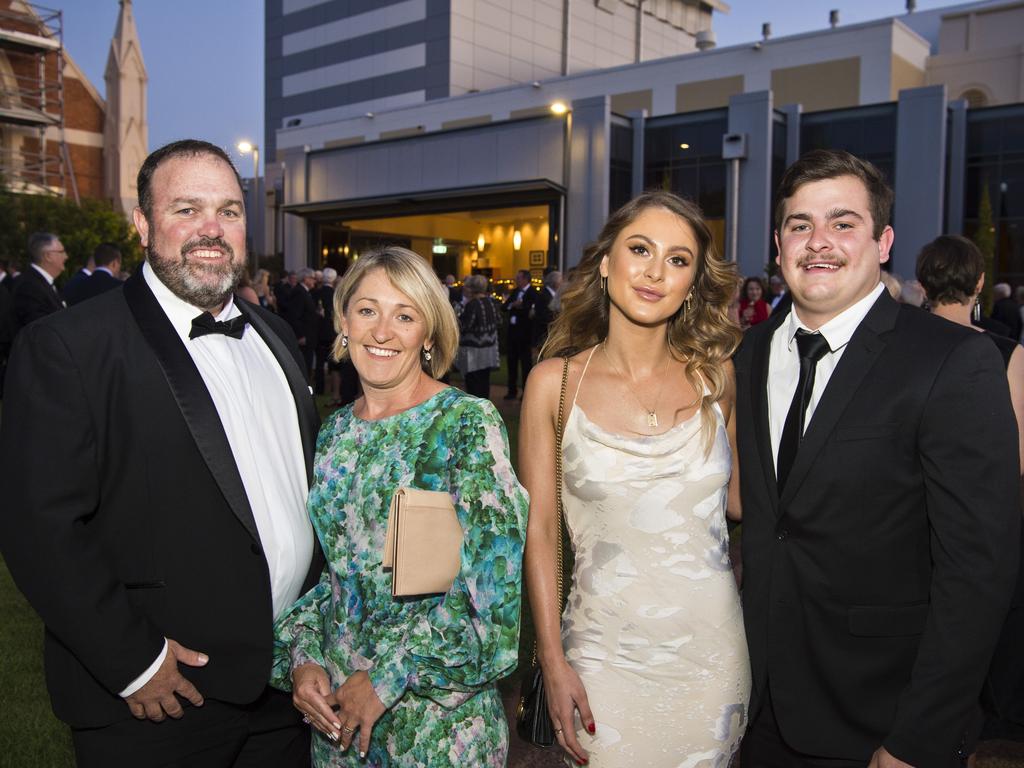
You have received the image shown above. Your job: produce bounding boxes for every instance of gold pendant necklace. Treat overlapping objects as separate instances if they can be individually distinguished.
[602,343,669,428]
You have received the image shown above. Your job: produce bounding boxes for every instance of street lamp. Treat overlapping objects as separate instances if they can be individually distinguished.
[237,140,260,271]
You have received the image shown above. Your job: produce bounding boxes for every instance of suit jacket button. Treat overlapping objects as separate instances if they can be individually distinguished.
[776,529,788,541]
[251,543,262,555]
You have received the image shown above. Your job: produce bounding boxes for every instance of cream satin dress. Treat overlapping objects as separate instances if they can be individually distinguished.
[560,348,750,767]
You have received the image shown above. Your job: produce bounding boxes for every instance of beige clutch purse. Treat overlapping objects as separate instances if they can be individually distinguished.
[383,487,463,597]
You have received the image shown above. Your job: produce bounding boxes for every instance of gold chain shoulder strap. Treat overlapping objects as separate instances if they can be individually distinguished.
[554,356,569,613]
[529,356,570,666]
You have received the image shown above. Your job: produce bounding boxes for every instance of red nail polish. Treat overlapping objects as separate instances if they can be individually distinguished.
[587,722,596,734]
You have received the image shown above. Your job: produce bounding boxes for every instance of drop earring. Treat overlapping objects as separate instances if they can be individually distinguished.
[601,276,608,295]
[423,347,432,362]
[972,298,982,322]
[685,292,693,315]
[341,334,349,348]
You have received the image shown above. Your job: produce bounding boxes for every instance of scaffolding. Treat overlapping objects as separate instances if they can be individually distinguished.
[0,1,77,201]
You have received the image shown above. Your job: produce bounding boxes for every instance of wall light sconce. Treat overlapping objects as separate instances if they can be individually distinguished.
[513,229,523,251]
[477,233,486,251]
[550,101,568,115]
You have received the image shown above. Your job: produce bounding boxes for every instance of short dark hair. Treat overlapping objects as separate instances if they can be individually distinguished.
[516,269,531,282]
[915,234,985,306]
[136,139,243,221]
[93,242,122,268]
[774,149,893,240]
[27,232,59,264]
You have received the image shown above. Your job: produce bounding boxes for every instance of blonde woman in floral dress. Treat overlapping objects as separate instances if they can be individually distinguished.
[272,247,528,767]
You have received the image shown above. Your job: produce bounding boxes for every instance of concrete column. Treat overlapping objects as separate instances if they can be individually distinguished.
[727,90,774,279]
[282,147,309,272]
[564,95,611,269]
[894,85,947,273]
[780,103,802,167]
[627,109,647,197]
[946,99,968,235]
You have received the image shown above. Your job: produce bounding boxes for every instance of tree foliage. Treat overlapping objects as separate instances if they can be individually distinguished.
[0,189,143,277]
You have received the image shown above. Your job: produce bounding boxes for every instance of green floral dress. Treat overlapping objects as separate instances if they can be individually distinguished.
[271,387,528,767]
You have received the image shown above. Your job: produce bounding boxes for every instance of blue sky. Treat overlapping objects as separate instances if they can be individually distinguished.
[56,0,963,176]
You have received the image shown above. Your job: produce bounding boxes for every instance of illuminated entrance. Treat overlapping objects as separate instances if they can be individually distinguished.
[296,186,562,288]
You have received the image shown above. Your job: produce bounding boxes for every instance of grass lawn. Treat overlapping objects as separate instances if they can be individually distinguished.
[0,558,74,767]
[0,363,527,768]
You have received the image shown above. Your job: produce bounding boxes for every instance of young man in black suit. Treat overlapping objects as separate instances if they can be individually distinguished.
[0,140,322,767]
[11,231,66,330]
[69,242,123,305]
[735,150,1020,768]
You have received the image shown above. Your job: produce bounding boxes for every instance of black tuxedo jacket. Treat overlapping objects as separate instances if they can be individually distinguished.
[735,291,1020,767]
[503,285,537,337]
[0,270,323,728]
[11,267,63,330]
[68,269,121,305]
[285,285,318,347]
[62,267,92,306]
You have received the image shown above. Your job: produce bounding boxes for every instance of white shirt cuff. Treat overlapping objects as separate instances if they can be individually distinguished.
[119,639,169,697]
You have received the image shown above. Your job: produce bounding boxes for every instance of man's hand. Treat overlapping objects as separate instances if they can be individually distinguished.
[124,639,208,722]
[868,746,914,768]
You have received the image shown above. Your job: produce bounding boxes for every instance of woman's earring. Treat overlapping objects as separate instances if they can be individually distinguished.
[341,334,349,348]
[685,292,693,315]
[601,276,608,296]
[972,298,982,322]
[423,347,432,362]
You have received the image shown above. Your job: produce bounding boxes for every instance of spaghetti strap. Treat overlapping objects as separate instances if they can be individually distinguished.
[571,345,599,408]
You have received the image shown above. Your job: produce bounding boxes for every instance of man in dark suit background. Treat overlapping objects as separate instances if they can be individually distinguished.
[68,242,123,305]
[62,252,95,306]
[502,268,537,399]
[285,266,319,381]
[992,282,1022,341]
[0,140,321,767]
[11,231,66,331]
[735,150,1020,768]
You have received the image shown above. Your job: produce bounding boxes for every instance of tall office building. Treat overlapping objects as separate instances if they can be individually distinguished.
[264,0,726,161]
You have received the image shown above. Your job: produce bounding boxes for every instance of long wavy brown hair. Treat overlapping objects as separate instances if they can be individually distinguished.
[542,190,741,450]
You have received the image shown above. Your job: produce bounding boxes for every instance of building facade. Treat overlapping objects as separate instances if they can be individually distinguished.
[265,0,1024,285]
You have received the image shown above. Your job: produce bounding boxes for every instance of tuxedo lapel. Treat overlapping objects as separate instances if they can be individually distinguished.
[122,272,261,541]
[751,311,787,512]
[236,300,319,484]
[779,291,898,507]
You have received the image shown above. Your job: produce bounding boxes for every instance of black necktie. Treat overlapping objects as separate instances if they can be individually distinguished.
[776,330,831,493]
[189,312,248,340]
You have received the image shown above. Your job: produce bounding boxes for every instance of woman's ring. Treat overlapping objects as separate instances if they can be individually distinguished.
[302,715,310,724]
[554,728,563,735]
[342,725,355,734]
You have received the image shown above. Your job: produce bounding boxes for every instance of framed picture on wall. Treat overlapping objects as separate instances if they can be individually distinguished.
[529,250,546,267]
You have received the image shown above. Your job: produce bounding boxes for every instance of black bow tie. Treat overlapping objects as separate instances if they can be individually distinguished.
[189,312,248,340]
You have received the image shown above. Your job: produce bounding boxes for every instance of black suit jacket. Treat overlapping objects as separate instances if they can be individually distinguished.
[735,291,1020,767]
[62,267,92,306]
[11,267,63,330]
[503,285,537,338]
[285,285,318,348]
[0,270,323,728]
[70,269,122,305]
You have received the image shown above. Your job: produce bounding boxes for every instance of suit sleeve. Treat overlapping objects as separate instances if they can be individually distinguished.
[0,324,166,695]
[14,283,55,327]
[884,332,1020,766]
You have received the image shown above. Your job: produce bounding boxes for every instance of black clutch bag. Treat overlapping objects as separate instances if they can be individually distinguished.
[515,357,569,749]
[516,663,554,746]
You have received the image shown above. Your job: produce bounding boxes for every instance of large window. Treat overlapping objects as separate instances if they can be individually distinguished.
[609,120,634,215]
[799,104,897,189]
[963,104,1024,284]
[644,110,728,252]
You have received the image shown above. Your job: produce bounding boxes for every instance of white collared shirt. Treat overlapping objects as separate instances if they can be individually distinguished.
[94,266,116,277]
[122,263,314,697]
[767,282,885,469]
[31,262,55,285]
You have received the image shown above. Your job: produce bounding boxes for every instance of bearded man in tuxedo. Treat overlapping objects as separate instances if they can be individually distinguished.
[0,139,322,767]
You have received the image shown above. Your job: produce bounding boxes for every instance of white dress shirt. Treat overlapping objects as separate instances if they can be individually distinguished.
[767,282,885,470]
[121,263,314,696]
[31,262,55,285]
